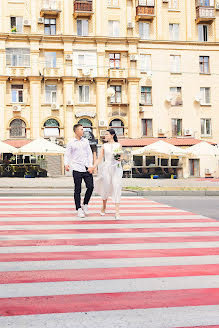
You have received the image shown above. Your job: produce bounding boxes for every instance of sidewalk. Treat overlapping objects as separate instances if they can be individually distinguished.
[0,176,218,196]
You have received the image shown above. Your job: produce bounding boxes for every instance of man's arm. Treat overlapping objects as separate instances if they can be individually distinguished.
[64,142,72,171]
[87,140,94,173]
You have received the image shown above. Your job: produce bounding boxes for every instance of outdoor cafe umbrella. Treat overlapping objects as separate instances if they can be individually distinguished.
[0,141,17,154]
[13,138,65,156]
[132,140,187,157]
[183,141,219,157]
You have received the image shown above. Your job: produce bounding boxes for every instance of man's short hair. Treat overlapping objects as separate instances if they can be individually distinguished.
[73,124,83,132]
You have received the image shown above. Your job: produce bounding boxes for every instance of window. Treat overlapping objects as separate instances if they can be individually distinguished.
[10,17,23,33]
[109,119,124,136]
[141,87,152,105]
[199,56,209,74]
[77,19,88,36]
[199,0,214,7]
[108,0,119,6]
[78,118,93,132]
[108,20,120,37]
[169,23,179,41]
[138,0,155,4]
[139,22,150,39]
[45,52,56,68]
[201,118,211,136]
[170,55,181,73]
[10,119,26,138]
[44,119,60,137]
[140,54,151,73]
[109,53,120,69]
[172,119,182,136]
[79,85,90,103]
[169,0,178,9]
[200,87,210,105]
[142,119,153,137]
[44,18,56,35]
[110,85,121,103]
[11,85,23,103]
[6,48,30,67]
[170,87,182,106]
[198,25,208,42]
[45,85,57,103]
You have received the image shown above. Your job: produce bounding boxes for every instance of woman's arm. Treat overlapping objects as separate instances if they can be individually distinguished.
[93,146,104,168]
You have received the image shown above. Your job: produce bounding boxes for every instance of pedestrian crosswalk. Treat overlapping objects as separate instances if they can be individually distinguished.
[0,196,219,328]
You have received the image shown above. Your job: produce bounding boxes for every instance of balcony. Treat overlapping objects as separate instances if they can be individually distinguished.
[196,0,215,23]
[40,0,61,16]
[108,106,128,118]
[136,0,155,21]
[43,67,63,79]
[73,0,93,18]
[108,68,128,81]
[6,67,31,79]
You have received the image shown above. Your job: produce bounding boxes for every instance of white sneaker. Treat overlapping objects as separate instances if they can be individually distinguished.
[82,204,89,216]
[77,208,85,218]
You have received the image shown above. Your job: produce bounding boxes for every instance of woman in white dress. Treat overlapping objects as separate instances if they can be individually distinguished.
[94,129,123,219]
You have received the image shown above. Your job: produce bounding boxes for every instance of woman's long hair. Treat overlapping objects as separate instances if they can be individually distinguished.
[107,128,118,142]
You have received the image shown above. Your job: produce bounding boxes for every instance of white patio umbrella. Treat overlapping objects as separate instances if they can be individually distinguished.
[132,140,187,157]
[183,142,219,157]
[13,138,65,155]
[0,141,17,153]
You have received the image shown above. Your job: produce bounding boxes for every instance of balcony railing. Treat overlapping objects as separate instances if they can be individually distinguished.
[43,67,63,78]
[136,0,155,21]
[108,68,128,80]
[6,67,31,77]
[40,0,61,15]
[196,0,215,22]
[74,1,93,17]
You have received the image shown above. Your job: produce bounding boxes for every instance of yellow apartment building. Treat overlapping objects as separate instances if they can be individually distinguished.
[0,0,219,148]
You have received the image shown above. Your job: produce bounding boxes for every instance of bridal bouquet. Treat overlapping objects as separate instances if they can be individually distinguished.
[113,147,123,167]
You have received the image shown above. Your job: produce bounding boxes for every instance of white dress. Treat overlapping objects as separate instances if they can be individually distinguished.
[95,142,123,203]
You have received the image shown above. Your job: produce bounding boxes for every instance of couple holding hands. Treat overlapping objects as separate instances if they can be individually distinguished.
[64,124,123,219]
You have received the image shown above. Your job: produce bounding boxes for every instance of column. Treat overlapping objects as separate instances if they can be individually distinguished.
[29,78,42,139]
[96,78,108,123]
[0,78,7,140]
[128,78,140,138]
[63,78,75,143]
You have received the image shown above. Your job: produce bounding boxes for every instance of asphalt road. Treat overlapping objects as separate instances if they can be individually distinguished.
[148,196,219,221]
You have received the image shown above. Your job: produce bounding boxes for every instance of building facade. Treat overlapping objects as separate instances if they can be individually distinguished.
[0,0,219,146]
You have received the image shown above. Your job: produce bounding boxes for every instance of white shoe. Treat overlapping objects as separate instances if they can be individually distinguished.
[100,209,105,216]
[77,208,85,218]
[115,213,120,220]
[82,204,89,216]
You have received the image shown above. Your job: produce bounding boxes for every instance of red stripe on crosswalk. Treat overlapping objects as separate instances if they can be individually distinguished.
[1,264,219,284]
[0,226,218,235]
[0,202,158,206]
[0,218,213,226]
[0,212,194,218]
[177,326,219,328]
[1,288,219,316]
[0,206,177,211]
[1,235,219,247]
[1,247,219,262]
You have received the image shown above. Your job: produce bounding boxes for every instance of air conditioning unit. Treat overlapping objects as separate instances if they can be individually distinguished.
[65,54,73,61]
[51,103,60,110]
[130,54,138,61]
[12,105,21,112]
[100,130,106,137]
[184,128,193,136]
[139,106,144,113]
[195,95,201,102]
[99,120,108,127]
[158,128,165,134]
[205,168,212,174]
[166,95,172,103]
[66,100,74,106]
[216,2,219,10]
[23,19,31,26]
[38,17,44,24]
[127,22,134,29]
[82,67,91,76]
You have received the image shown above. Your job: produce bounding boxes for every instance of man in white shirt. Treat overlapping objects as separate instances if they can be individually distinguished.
[64,124,94,218]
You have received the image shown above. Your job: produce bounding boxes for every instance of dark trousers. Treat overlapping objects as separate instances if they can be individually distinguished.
[73,170,94,210]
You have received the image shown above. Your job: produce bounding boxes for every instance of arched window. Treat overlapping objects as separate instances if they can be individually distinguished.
[109,119,124,136]
[10,119,26,138]
[44,119,60,137]
[78,118,93,133]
